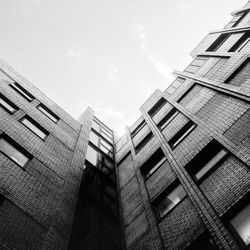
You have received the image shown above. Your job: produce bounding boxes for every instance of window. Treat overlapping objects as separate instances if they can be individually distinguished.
[230,11,248,28]
[89,130,99,146]
[153,181,186,219]
[101,130,113,143]
[0,134,31,168]
[148,98,167,118]
[140,148,166,179]
[184,57,207,74]
[131,120,146,138]
[37,104,59,123]
[206,34,230,52]
[20,116,49,140]
[0,93,18,114]
[185,140,228,183]
[228,32,250,52]
[135,132,153,153]
[168,120,196,149]
[92,120,100,132]
[85,145,99,167]
[10,82,34,102]
[224,58,250,86]
[185,231,218,250]
[224,193,250,247]
[157,108,178,131]
[230,204,250,246]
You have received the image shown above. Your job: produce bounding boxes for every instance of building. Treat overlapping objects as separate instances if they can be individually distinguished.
[0,1,249,250]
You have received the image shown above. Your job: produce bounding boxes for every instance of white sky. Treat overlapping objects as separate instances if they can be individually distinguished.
[0,0,246,135]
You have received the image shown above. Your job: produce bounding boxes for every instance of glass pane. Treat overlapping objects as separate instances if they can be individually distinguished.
[101,131,113,143]
[89,131,99,146]
[0,97,16,113]
[195,149,227,180]
[0,139,29,167]
[22,118,47,139]
[146,158,166,177]
[92,121,100,133]
[101,127,112,137]
[230,204,250,245]
[168,185,186,205]
[38,105,58,123]
[100,144,113,157]
[86,145,98,167]
[12,83,33,101]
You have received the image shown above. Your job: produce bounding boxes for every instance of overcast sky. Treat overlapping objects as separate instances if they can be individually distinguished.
[0,0,246,135]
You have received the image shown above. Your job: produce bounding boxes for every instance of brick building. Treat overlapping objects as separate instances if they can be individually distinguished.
[0,1,249,250]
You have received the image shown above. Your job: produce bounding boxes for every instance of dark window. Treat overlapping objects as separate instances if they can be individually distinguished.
[184,57,207,74]
[0,93,18,114]
[206,34,230,52]
[169,120,196,149]
[0,194,5,206]
[185,140,228,183]
[223,193,250,247]
[228,32,250,52]
[0,134,32,168]
[185,231,218,250]
[148,98,167,117]
[153,180,186,220]
[10,82,34,102]
[157,108,178,131]
[141,148,166,179]
[20,116,49,140]
[37,104,59,123]
[135,132,153,153]
[224,58,250,86]
[131,120,146,138]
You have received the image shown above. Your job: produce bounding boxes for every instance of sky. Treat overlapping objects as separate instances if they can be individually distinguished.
[0,0,247,136]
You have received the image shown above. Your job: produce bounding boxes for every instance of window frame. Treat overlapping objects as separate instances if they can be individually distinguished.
[140,148,166,179]
[206,34,230,52]
[131,120,146,138]
[148,97,167,118]
[168,120,196,149]
[9,82,34,102]
[152,180,187,221]
[0,134,32,169]
[185,140,229,184]
[20,116,49,140]
[157,108,179,131]
[135,131,153,154]
[37,104,59,123]
[0,93,18,114]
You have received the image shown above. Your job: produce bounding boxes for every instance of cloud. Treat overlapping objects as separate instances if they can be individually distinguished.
[106,66,119,83]
[91,102,128,136]
[67,49,85,58]
[177,0,189,11]
[132,23,173,82]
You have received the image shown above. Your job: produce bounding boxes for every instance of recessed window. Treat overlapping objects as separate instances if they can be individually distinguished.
[185,231,218,250]
[85,145,99,167]
[0,134,31,168]
[206,34,230,52]
[157,108,178,131]
[0,93,18,114]
[101,130,113,143]
[153,180,186,220]
[20,116,49,140]
[184,57,207,74]
[224,193,250,247]
[135,132,153,153]
[230,204,250,246]
[89,130,99,146]
[185,140,228,183]
[37,104,59,123]
[10,82,34,102]
[131,120,146,138]
[231,11,248,28]
[224,58,250,86]
[168,120,196,149]
[148,98,167,118]
[140,148,166,179]
[228,32,250,52]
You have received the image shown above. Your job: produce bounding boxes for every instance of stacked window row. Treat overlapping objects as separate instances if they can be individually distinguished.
[0,82,60,168]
